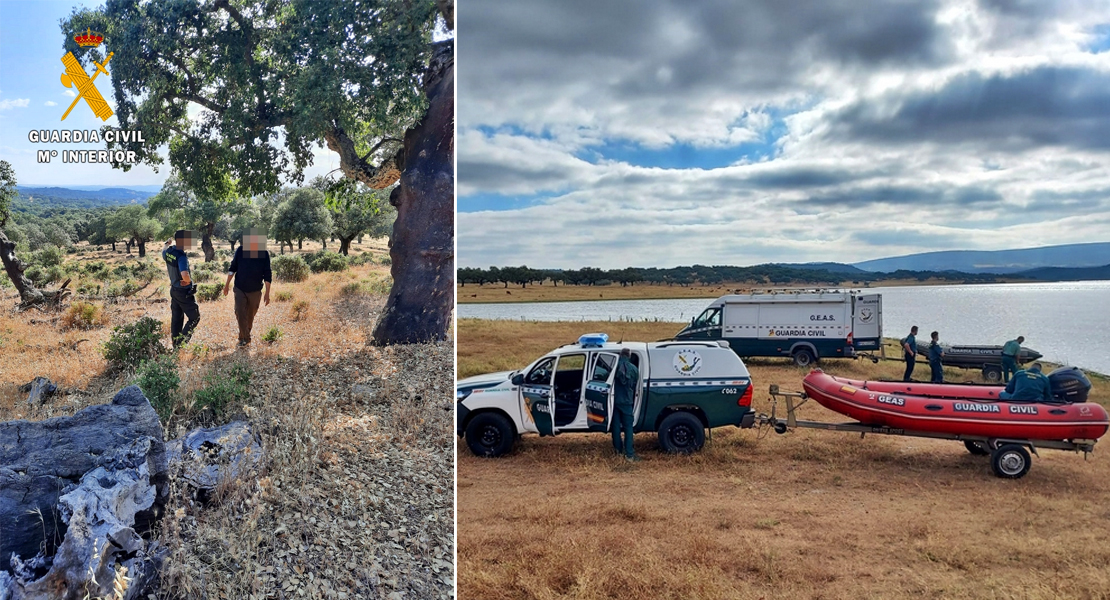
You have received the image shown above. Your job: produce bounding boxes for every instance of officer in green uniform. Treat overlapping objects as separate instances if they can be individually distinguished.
[1001,336,1024,383]
[1000,362,1053,402]
[902,326,918,382]
[162,230,200,348]
[928,331,944,383]
[612,348,640,461]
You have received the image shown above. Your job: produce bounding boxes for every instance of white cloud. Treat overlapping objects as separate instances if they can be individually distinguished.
[0,98,30,110]
[44,101,57,107]
[63,90,76,97]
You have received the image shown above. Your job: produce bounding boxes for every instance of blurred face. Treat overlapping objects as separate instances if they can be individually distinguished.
[244,228,267,257]
[176,232,196,250]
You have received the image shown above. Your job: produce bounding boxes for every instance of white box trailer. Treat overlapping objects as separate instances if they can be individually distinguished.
[673,290,882,366]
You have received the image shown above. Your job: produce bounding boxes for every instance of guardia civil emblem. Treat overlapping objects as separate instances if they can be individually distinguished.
[60,28,114,121]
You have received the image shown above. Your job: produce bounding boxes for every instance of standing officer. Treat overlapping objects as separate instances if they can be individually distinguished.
[612,348,640,461]
[162,230,200,348]
[928,331,945,383]
[902,326,919,382]
[1001,336,1025,383]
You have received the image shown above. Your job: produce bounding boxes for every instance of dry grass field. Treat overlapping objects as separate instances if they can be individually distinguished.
[456,279,1026,304]
[458,319,1110,600]
[0,239,455,599]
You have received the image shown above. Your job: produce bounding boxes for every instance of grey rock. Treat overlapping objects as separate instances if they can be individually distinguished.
[18,378,56,405]
[7,439,164,600]
[165,421,263,491]
[0,386,166,571]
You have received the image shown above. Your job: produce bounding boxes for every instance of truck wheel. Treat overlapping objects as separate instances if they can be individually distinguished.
[982,365,1002,383]
[990,444,1031,479]
[792,349,816,367]
[963,440,990,456]
[465,412,516,458]
[658,412,705,454]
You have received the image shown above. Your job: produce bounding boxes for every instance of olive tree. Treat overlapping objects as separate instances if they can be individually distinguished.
[63,0,453,344]
[107,205,163,258]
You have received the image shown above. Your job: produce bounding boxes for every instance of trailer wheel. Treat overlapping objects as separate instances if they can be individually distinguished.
[990,444,1031,479]
[465,412,516,458]
[963,440,990,456]
[658,412,705,454]
[792,349,816,367]
[773,422,788,435]
[982,365,1003,383]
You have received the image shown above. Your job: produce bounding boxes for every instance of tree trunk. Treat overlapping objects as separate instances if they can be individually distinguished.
[321,238,327,250]
[339,237,353,255]
[111,240,116,252]
[0,228,44,305]
[137,239,147,258]
[124,238,134,255]
[202,222,215,262]
[298,239,303,250]
[372,41,454,345]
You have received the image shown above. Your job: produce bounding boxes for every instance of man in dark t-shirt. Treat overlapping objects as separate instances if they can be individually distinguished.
[223,229,273,346]
[162,230,200,348]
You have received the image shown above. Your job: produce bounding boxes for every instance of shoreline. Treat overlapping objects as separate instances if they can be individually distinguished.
[457,278,1051,305]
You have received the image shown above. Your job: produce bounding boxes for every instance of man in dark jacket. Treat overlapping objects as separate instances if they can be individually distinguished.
[162,230,200,348]
[1000,363,1053,402]
[612,348,640,461]
[928,331,944,383]
[902,325,919,382]
[222,229,272,346]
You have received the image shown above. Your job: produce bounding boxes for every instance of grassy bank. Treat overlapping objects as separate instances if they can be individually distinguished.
[1,243,454,599]
[458,319,1110,600]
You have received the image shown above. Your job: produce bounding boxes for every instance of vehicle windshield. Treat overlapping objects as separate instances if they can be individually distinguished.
[692,308,721,328]
[525,357,556,385]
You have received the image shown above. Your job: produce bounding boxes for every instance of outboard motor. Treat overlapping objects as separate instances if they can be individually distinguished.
[1047,366,1091,403]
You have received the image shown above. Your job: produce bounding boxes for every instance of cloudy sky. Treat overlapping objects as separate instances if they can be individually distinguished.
[458,0,1110,269]
[0,1,344,188]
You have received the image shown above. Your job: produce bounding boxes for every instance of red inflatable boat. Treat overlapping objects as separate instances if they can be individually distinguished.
[802,371,1109,442]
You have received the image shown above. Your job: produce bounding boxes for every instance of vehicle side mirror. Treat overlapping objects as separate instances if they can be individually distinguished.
[511,374,524,386]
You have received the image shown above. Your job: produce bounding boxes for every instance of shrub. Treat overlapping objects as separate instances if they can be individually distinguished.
[367,276,392,295]
[76,282,101,295]
[340,282,363,296]
[195,283,223,302]
[275,290,294,302]
[271,254,310,282]
[82,260,109,278]
[261,326,283,343]
[131,260,163,283]
[60,301,108,330]
[349,252,375,266]
[34,245,65,267]
[290,300,309,321]
[105,279,141,298]
[306,250,348,273]
[102,316,167,371]
[135,354,180,423]
[112,264,132,279]
[193,361,251,418]
[190,269,213,283]
[378,255,391,265]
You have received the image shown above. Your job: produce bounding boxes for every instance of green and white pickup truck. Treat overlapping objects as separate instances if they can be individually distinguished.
[457,334,755,457]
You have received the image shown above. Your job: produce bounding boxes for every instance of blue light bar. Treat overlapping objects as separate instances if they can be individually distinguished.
[578,333,609,348]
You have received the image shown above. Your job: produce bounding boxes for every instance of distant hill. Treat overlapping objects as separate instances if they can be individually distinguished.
[773,262,869,275]
[17,186,155,203]
[853,243,1110,274]
[1015,264,1110,282]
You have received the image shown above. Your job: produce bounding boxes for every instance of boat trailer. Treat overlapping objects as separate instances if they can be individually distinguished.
[757,384,1098,479]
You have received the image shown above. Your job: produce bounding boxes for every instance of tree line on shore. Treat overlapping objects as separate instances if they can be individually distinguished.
[458,264,1008,288]
[3,175,395,261]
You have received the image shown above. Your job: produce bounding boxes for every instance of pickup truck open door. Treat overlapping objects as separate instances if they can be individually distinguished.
[521,356,556,436]
[584,352,619,432]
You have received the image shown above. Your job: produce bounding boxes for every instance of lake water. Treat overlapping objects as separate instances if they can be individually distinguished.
[458,281,1110,375]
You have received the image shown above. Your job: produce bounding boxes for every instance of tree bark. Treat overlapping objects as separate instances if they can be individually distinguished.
[0,228,44,306]
[124,238,134,254]
[298,239,303,250]
[201,221,215,262]
[110,240,116,252]
[339,237,353,255]
[137,239,147,258]
[372,41,454,344]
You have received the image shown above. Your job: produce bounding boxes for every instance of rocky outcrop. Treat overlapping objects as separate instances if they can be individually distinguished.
[0,386,167,575]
